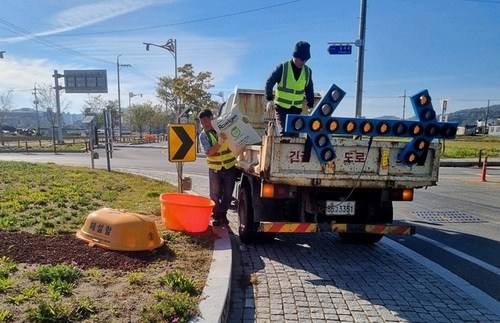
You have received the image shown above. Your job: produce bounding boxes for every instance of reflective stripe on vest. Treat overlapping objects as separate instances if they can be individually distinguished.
[204,130,237,170]
[274,61,310,109]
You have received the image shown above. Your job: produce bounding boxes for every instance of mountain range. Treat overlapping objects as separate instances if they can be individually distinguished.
[379,104,500,127]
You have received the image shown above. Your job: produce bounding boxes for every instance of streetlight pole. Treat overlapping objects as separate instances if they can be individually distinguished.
[144,38,183,191]
[143,39,177,110]
[143,39,177,117]
[117,55,131,140]
[144,39,177,76]
[128,92,143,107]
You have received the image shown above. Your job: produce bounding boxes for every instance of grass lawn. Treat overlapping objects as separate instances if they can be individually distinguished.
[0,161,214,323]
[441,135,500,158]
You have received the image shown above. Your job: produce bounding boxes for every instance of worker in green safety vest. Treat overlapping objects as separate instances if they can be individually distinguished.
[265,41,315,136]
[198,109,237,226]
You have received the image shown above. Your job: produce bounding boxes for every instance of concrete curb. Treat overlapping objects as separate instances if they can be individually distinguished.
[439,159,500,167]
[172,191,232,322]
[196,226,232,322]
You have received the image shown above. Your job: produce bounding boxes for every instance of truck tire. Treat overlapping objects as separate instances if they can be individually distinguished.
[338,200,392,245]
[238,187,257,244]
[238,187,277,244]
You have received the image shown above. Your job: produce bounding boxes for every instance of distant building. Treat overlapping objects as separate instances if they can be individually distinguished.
[489,125,500,136]
[4,107,85,136]
[489,117,500,137]
[457,125,476,136]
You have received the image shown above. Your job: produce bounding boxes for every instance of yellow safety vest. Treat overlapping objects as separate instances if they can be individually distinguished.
[204,130,237,170]
[274,61,310,109]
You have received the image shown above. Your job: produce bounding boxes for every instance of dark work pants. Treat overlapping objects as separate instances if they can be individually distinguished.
[275,105,302,137]
[208,166,237,218]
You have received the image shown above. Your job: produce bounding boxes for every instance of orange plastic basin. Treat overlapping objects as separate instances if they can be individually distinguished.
[160,193,214,233]
[76,208,164,251]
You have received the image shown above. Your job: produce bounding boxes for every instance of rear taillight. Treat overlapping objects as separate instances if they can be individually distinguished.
[389,189,414,201]
[261,183,291,198]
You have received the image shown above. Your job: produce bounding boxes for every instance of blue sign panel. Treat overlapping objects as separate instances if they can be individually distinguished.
[328,45,352,55]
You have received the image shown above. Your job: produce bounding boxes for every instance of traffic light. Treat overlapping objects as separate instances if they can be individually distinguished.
[284,84,458,166]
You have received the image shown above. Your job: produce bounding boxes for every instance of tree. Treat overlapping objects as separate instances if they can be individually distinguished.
[149,105,169,137]
[124,101,156,138]
[82,95,107,129]
[0,89,14,145]
[36,83,71,144]
[81,95,120,140]
[156,63,220,122]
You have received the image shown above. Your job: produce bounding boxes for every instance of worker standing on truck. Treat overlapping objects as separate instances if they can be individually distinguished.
[265,40,315,136]
[198,109,237,226]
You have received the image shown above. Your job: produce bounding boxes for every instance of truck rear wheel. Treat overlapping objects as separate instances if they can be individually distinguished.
[238,187,257,244]
[238,187,277,244]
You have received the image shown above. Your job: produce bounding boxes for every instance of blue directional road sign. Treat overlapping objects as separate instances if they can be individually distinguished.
[284,84,458,166]
[328,45,352,55]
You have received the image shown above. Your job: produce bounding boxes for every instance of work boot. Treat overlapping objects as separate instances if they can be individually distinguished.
[211,213,222,227]
[220,213,229,225]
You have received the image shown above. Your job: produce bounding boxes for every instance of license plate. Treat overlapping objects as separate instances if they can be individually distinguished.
[326,201,356,215]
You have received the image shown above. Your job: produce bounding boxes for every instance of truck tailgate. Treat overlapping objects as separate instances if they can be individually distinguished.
[237,137,440,189]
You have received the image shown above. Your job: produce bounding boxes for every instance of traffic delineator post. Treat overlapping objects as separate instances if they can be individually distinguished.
[481,156,488,182]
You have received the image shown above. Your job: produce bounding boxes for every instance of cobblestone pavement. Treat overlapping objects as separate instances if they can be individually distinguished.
[225,216,500,323]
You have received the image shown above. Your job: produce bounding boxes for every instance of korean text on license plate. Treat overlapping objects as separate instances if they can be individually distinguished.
[326,201,356,215]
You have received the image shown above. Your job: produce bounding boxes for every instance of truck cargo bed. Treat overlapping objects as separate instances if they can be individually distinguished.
[237,136,440,189]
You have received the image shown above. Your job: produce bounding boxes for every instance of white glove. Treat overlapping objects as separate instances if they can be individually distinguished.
[265,101,275,113]
[217,132,227,145]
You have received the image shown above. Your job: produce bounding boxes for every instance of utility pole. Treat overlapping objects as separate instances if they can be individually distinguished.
[440,98,449,153]
[117,55,131,139]
[32,84,41,136]
[354,0,367,118]
[400,90,407,120]
[53,70,64,144]
[484,99,490,134]
[327,0,367,117]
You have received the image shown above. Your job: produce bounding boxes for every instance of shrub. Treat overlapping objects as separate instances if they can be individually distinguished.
[35,264,82,284]
[141,292,199,323]
[159,270,198,296]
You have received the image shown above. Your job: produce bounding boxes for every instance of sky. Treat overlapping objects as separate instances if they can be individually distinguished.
[1,0,499,119]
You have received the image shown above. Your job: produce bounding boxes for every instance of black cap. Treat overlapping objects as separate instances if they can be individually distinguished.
[198,109,213,119]
[292,41,311,61]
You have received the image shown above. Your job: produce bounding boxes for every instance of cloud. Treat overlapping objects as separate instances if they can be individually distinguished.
[0,31,248,112]
[1,0,174,43]
[50,0,170,34]
[0,0,248,112]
